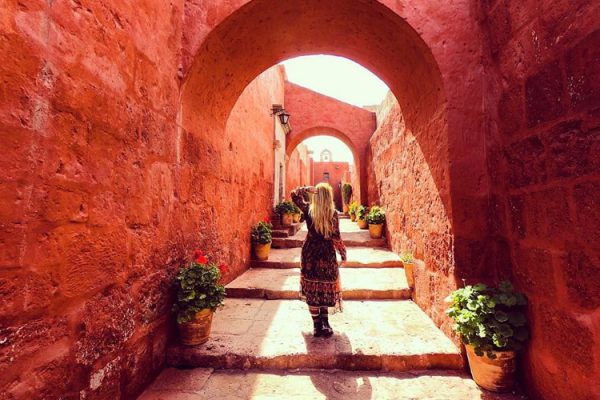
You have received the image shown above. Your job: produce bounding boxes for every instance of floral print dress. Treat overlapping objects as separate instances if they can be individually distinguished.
[291,187,346,312]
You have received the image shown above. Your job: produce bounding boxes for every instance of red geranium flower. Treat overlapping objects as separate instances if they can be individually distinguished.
[196,255,208,264]
[264,216,270,223]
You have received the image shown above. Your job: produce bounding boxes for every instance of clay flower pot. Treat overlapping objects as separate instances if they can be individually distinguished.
[281,213,293,226]
[466,344,516,392]
[343,204,349,213]
[178,308,214,346]
[403,262,415,288]
[254,242,271,260]
[293,213,301,223]
[350,214,356,222]
[368,223,383,238]
[357,218,368,229]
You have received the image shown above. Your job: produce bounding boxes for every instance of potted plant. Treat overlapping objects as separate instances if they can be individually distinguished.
[356,205,368,229]
[172,249,227,346]
[446,281,529,392]
[342,183,353,213]
[348,201,359,222]
[274,200,296,226]
[251,219,273,260]
[366,205,385,238]
[399,252,416,288]
[292,203,302,223]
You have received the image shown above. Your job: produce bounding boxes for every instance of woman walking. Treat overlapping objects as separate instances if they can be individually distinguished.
[291,183,346,338]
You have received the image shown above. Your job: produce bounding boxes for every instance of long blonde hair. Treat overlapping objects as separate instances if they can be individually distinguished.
[309,183,335,238]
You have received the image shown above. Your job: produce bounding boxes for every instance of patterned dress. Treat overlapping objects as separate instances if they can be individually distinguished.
[291,187,347,312]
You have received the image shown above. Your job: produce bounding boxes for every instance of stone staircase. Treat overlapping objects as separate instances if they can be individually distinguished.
[141,219,524,399]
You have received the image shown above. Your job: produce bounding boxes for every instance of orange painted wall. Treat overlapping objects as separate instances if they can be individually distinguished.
[286,143,311,196]
[312,162,351,210]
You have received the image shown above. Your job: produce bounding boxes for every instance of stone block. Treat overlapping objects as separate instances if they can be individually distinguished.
[505,136,547,188]
[75,286,136,366]
[543,120,600,178]
[0,317,69,375]
[562,250,600,310]
[566,29,600,111]
[512,246,555,299]
[498,84,524,136]
[574,181,600,251]
[526,61,566,127]
[537,303,595,377]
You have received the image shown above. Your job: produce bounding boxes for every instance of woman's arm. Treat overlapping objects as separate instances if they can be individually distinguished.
[291,186,311,215]
[331,212,347,261]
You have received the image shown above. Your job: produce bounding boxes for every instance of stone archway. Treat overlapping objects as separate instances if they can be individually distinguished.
[179,0,489,336]
[286,126,363,205]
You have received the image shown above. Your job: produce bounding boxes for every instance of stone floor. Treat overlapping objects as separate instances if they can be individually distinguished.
[142,220,526,399]
[140,368,527,400]
[167,299,461,371]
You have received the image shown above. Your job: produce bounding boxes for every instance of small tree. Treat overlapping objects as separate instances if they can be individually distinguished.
[342,183,353,205]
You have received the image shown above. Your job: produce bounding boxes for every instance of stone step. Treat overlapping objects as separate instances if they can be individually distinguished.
[226,268,410,300]
[271,219,386,248]
[272,233,386,248]
[252,247,403,269]
[271,229,290,238]
[167,299,463,372]
[141,368,524,400]
[270,222,303,236]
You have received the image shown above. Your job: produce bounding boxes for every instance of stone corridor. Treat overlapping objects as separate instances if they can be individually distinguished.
[2,1,600,399]
[139,220,521,399]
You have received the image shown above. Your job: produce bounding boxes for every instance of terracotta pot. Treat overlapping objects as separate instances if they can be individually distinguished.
[293,213,301,223]
[254,242,271,260]
[466,344,516,392]
[368,223,383,238]
[350,214,356,222]
[357,219,368,229]
[343,204,349,213]
[281,213,293,226]
[178,308,214,346]
[403,262,415,288]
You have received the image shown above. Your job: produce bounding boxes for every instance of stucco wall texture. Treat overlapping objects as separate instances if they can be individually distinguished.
[1,0,599,399]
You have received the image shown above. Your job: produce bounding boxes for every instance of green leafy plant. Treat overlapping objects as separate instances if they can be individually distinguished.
[446,281,529,358]
[366,205,385,225]
[251,220,273,244]
[342,183,353,204]
[356,205,368,220]
[292,203,302,215]
[274,200,296,215]
[172,250,227,324]
[399,252,414,264]
[348,201,359,217]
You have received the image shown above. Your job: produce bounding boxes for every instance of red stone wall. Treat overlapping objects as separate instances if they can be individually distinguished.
[0,2,184,398]
[284,82,376,204]
[312,162,351,210]
[0,2,282,397]
[368,93,455,335]
[286,143,311,196]
[482,1,600,398]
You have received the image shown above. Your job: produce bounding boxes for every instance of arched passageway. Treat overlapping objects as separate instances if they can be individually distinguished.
[179,0,467,335]
[287,131,360,210]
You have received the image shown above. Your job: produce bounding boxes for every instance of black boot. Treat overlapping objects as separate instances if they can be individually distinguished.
[320,314,334,338]
[313,318,324,337]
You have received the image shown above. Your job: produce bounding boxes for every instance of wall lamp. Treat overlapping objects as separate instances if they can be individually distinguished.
[271,104,290,125]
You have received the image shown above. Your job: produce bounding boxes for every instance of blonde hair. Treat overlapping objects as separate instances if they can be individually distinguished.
[309,183,335,238]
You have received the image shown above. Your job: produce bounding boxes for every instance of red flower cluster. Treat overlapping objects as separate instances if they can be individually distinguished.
[263,216,270,223]
[193,249,207,264]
